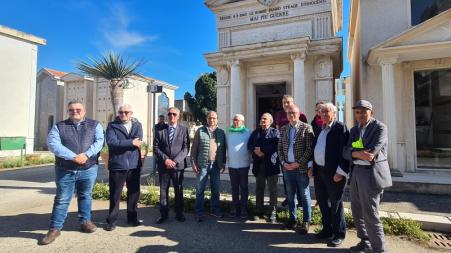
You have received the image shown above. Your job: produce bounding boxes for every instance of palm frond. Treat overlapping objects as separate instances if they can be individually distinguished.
[77,52,143,83]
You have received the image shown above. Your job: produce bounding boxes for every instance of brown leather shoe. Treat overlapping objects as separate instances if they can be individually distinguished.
[80,221,97,233]
[40,229,60,245]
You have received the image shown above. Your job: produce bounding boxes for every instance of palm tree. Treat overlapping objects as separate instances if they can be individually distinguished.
[77,52,143,118]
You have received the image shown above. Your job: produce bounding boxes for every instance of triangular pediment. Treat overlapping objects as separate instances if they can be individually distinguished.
[375,9,451,49]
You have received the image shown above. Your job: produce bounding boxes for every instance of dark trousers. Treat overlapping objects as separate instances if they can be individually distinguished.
[255,163,278,214]
[314,170,346,238]
[107,168,141,224]
[229,167,249,214]
[159,170,184,218]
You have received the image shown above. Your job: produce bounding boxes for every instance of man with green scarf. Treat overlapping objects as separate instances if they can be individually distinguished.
[226,114,251,219]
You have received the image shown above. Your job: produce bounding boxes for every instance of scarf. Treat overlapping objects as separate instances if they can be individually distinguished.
[228,125,248,133]
[315,115,324,127]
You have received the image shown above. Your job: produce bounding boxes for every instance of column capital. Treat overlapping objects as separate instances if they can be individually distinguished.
[227,59,240,67]
[291,52,306,61]
[378,55,398,66]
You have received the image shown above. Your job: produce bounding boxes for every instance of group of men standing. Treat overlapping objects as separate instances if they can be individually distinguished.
[41,96,392,253]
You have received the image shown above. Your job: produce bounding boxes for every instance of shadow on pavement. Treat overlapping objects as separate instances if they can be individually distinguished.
[0,204,350,252]
[0,185,55,195]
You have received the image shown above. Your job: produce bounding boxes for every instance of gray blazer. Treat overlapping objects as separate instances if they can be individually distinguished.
[343,118,392,190]
[153,124,190,172]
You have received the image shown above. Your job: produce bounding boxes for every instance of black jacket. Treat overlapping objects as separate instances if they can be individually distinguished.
[312,120,350,177]
[106,118,143,171]
[247,127,280,177]
[311,115,323,137]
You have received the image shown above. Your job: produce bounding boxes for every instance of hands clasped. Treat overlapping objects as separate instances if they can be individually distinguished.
[73,153,88,165]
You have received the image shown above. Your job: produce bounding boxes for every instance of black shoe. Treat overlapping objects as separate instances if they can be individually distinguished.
[155,217,167,224]
[175,215,186,222]
[105,223,116,231]
[349,240,371,253]
[281,199,288,207]
[315,230,334,239]
[196,215,204,222]
[297,222,309,235]
[328,237,343,247]
[209,212,224,218]
[127,220,143,227]
[285,220,296,230]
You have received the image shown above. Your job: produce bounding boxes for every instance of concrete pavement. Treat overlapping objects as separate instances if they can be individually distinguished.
[0,161,450,252]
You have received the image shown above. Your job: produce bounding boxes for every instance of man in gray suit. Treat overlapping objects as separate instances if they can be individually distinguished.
[343,100,392,253]
[153,107,190,224]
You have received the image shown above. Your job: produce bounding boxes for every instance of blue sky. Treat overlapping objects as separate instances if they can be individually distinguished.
[1,0,350,99]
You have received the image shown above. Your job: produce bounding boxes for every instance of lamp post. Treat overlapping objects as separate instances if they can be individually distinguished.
[147,81,163,180]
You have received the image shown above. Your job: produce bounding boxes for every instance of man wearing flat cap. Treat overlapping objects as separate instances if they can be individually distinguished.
[343,100,392,253]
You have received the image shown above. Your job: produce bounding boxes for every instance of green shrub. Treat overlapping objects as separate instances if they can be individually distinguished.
[91,182,429,242]
[0,155,54,169]
[382,216,429,241]
[92,183,109,200]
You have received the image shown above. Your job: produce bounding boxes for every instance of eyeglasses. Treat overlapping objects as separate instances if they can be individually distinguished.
[68,109,82,113]
[287,111,299,115]
[118,111,131,115]
[233,119,240,121]
[167,112,177,116]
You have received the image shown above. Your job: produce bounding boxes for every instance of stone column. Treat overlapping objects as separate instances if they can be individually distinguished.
[291,53,306,113]
[216,65,230,130]
[229,60,241,119]
[380,57,398,170]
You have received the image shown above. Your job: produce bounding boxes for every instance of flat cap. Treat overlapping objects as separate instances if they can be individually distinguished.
[352,100,373,110]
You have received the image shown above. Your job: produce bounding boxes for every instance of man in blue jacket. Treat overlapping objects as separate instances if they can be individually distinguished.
[105,104,144,231]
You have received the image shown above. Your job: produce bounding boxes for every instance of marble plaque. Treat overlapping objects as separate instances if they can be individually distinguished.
[230,20,312,46]
[217,0,330,29]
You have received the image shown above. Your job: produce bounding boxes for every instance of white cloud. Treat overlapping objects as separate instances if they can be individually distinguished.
[100,3,157,50]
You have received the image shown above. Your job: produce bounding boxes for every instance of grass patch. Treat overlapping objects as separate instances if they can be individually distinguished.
[92,182,430,242]
[382,216,430,241]
[0,155,54,169]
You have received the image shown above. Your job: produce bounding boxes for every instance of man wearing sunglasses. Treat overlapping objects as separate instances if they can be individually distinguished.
[153,107,190,224]
[42,100,104,245]
[105,104,144,231]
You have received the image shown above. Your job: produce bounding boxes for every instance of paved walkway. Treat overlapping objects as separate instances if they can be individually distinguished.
[0,200,444,253]
[0,161,449,252]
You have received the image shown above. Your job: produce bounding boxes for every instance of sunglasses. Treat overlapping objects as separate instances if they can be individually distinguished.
[118,111,131,114]
[167,112,177,116]
[68,109,82,113]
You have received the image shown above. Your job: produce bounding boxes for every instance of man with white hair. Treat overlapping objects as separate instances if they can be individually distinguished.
[105,104,144,231]
[226,114,251,219]
[308,102,349,247]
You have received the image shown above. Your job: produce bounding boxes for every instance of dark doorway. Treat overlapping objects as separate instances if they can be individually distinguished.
[255,83,286,128]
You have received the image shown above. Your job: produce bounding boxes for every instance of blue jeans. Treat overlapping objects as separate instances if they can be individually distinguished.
[284,170,311,223]
[195,162,221,216]
[50,165,98,230]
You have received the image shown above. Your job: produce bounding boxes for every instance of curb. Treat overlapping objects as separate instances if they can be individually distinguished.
[0,163,54,172]
[343,208,451,233]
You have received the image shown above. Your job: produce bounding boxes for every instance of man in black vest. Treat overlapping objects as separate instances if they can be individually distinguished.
[41,101,104,245]
[105,104,144,231]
